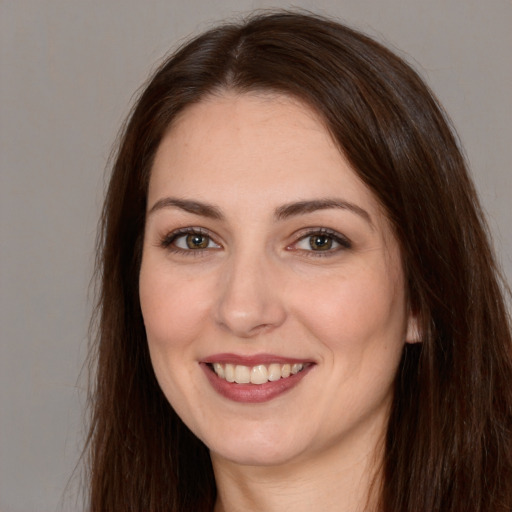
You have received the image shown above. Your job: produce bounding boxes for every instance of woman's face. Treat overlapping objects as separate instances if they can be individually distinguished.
[139,92,416,467]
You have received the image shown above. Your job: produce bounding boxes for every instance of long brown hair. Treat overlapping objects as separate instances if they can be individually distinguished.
[86,11,512,511]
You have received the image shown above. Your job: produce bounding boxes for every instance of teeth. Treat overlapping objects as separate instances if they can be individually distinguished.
[251,365,268,384]
[213,363,225,379]
[225,364,235,383]
[291,363,303,375]
[211,362,306,385]
[234,365,250,384]
[267,363,282,382]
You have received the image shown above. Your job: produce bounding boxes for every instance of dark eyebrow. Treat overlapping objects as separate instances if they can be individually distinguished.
[148,196,372,227]
[148,197,224,220]
[274,198,373,227]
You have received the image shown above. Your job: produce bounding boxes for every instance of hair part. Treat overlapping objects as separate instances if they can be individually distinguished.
[86,10,512,511]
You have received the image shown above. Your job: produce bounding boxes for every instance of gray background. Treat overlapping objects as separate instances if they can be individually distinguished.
[1,1,510,510]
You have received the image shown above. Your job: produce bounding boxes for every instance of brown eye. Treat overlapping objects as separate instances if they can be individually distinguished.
[309,235,333,251]
[166,230,221,252]
[292,229,351,255]
[185,233,210,249]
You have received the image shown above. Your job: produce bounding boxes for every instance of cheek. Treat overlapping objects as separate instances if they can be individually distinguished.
[293,266,407,424]
[293,265,407,355]
[139,260,213,350]
[138,260,214,420]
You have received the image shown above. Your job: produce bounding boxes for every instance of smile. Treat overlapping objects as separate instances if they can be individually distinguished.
[201,355,314,403]
[210,362,307,385]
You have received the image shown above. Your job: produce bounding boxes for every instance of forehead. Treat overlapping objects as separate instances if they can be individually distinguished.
[155,92,332,171]
[148,92,385,226]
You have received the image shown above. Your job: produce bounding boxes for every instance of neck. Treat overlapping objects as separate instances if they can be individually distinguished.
[212,434,384,512]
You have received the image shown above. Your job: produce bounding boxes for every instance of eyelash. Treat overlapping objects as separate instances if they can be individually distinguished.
[289,228,352,257]
[159,227,352,257]
[159,227,221,256]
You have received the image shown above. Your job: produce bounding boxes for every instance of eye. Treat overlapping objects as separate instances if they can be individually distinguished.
[161,229,221,252]
[292,229,351,255]
[301,234,336,251]
[175,233,214,250]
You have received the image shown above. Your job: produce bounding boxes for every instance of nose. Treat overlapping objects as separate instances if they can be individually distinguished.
[214,251,287,338]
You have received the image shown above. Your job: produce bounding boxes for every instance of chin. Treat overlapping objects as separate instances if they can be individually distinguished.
[211,444,304,468]
[204,423,312,467]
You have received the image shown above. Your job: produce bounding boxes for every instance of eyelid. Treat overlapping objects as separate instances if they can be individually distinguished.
[159,227,222,252]
[287,227,352,255]
[158,226,350,257]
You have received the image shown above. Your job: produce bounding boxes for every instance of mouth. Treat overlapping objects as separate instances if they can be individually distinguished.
[200,354,315,403]
[207,362,310,384]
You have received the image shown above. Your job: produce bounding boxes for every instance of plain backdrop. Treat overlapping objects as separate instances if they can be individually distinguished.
[1,1,510,510]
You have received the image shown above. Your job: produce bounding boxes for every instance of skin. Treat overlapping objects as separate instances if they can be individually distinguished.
[139,92,418,512]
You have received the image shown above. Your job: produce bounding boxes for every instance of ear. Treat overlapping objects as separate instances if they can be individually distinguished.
[405,313,422,344]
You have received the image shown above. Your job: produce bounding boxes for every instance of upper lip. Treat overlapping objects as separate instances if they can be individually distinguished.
[202,353,313,366]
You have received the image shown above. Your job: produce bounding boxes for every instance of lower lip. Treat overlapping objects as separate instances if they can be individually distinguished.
[201,363,313,403]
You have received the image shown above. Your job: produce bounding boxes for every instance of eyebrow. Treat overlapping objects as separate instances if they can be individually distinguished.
[274,198,373,226]
[148,197,224,219]
[148,196,373,227]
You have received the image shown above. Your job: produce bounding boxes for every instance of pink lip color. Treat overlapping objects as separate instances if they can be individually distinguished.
[200,357,314,403]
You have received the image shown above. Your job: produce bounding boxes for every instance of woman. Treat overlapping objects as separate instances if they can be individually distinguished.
[86,11,512,512]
